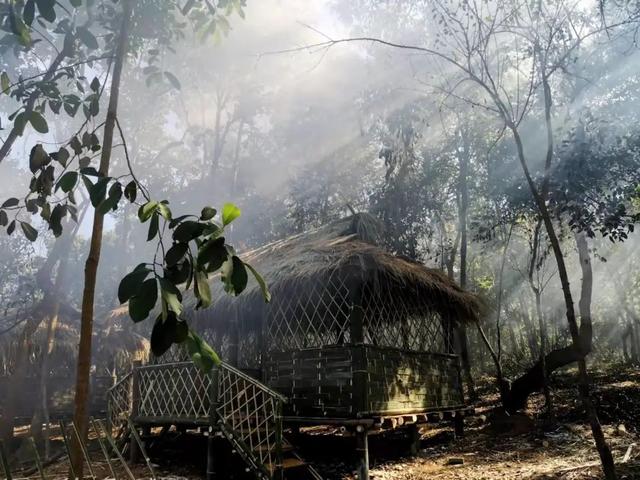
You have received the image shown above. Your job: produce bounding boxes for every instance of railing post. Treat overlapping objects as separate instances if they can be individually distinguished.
[129,360,141,464]
[274,398,284,480]
[207,364,220,480]
[349,281,368,416]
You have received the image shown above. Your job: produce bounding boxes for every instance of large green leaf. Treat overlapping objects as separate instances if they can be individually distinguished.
[29,144,50,173]
[138,201,158,222]
[20,222,38,241]
[118,265,151,304]
[1,198,19,208]
[200,206,217,221]
[197,236,227,271]
[129,278,158,322]
[173,220,206,242]
[150,313,187,357]
[1,72,10,94]
[56,171,78,193]
[89,176,110,207]
[222,255,248,295]
[35,0,56,22]
[185,329,220,372]
[221,202,241,226]
[165,242,189,267]
[245,262,271,303]
[159,278,183,316]
[147,212,159,241]
[29,111,49,134]
[195,270,212,308]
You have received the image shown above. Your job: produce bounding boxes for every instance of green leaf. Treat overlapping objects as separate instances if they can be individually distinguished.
[197,236,227,272]
[129,278,158,322]
[147,212,159,241]
[221,202,241,226]
[124,181,137,203]
[70,136,82,154]
[14,112,28,136]
[29,144,50,173]
[89,176,110,207]
[52,147,70,167]
[1,198,19,208]
[35,0,56,22]
[29,111,49,134]
[157,202,172,221]
[173,221,206,242]
[20,222,38,241]
[118,266,151,304]
[138,201,158,222]
[159,278,183,317]
[1,72,9,94]
[77,26,98,50]
[230,255,248,295]
[56,171,78,193]
[90,76,100,93]
[165,242,189,267]
[246,262,271,303]
[164,72,181,90]
[200,206,217,221]
[23,0,35,26]
[0,211,7,227]
[48,204,66,237]
[185,330,220,372]
[69,0,81,7]
[195,270,212,308]
[7,220,16,236]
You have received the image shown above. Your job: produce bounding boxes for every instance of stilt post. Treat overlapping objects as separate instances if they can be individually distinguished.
[453,411,464,439]
[129,360,142,464]
[355,425,369,480]
[207,364,220,480]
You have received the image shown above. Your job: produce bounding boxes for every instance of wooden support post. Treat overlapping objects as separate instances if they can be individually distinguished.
[349,281,368,416]
[129,360,142,464]
[207,364,221,480]
[0,440,13,480]
[407,424,420,456]
[453,412,464,439]
[355,426,369,480]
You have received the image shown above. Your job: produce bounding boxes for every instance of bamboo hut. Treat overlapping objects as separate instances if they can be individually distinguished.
[110,213,480,480]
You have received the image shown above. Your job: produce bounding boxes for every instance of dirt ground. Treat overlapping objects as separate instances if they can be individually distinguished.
[6,366,640,480]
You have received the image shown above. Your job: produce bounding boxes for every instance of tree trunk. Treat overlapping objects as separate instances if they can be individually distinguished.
[509,126,616,479]
[457,128,476,401]
[69,2,132,476]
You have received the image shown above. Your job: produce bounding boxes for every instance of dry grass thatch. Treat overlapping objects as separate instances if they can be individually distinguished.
[188,213,482,329]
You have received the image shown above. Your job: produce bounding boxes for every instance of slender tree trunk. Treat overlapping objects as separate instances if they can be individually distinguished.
[509,125,616,479]
[69,2,132,476]
[527,219,552,414]
[457,128,476,401]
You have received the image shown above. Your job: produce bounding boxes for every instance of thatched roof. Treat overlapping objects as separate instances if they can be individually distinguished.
[188,213,481,326]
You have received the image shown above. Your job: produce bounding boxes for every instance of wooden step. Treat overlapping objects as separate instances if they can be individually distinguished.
[266,457,306,473]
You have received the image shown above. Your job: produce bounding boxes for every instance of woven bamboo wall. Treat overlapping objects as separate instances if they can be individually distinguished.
[265,345,463,418]
[264,346,354,417]
[365,346,464,414]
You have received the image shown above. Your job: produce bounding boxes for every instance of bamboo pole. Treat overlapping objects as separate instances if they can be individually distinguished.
[94,419,136,480]
[126,419,156,480]
[0,440,12,480]
[58,421,77,480]
[71,421,96,480]
[28,437,46,480]
[90,418,117,480]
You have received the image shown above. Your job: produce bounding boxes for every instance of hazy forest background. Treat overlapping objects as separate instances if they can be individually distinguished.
[1,0,640,479]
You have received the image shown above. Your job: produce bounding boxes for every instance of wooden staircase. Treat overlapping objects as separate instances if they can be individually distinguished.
[107,361,322,479]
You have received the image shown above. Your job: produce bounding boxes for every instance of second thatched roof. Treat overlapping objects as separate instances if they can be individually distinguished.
[187,213,481,327]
